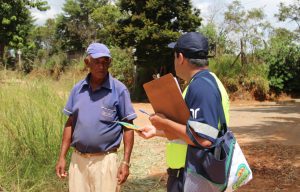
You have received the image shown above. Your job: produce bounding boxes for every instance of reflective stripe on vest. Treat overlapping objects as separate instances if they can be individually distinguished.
[166,72,230,169]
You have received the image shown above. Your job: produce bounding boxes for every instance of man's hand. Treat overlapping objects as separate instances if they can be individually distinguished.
[137,125,157,139]
[55,158,68,179]
[149,113,167,130]
[56,116,72,179]
[117,162,130,184]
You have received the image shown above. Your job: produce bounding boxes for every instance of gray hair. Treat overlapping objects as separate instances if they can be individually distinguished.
[187,58,209,67]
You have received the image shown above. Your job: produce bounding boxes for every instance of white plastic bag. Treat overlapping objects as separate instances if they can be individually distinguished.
[225,142,253,192]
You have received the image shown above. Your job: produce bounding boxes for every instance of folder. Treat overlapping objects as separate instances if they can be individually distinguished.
[143,73,190,124]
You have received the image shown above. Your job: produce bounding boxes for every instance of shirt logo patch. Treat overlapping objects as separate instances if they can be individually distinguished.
[190,108,200,119]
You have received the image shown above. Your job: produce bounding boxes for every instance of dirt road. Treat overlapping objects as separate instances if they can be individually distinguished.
[126,100,300,192]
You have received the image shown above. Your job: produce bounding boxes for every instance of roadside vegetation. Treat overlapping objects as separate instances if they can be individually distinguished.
[0,71,68,191]
[1,0,299,100]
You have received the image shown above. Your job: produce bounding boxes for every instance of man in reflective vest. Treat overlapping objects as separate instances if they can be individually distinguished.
[138,32,229,192]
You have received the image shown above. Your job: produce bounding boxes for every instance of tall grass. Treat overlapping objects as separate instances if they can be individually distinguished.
[0,78,69,191]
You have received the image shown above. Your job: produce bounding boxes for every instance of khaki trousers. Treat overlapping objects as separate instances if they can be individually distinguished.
[69,151,120,192]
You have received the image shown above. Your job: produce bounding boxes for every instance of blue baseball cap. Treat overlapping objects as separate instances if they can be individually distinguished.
[168,32,208,59]
[86,43,111,58]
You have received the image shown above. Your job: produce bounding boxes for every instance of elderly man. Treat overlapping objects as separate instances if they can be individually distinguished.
[56,43,136,192]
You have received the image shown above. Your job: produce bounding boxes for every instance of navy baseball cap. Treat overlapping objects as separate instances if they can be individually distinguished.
[86,43,111,58]
[168,32,209,59]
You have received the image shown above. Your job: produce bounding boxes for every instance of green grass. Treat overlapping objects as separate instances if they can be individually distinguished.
[0,76,69,191]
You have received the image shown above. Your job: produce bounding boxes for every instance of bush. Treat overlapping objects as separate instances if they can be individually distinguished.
[109,46,135,91]
[264,44,300,93]
[30,52,68,80]
[210,54,269,99]
[262,29,300,94]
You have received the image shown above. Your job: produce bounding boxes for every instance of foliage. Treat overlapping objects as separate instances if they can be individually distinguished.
[275,0,300,33]
[109,47,135,91]
[114,0,202,100]
[56,0,121,52]
[261,28,300,93]
[115,0,201,68]
[32,19,60,55]
[210,55,241,83]
[91,4,123,45]
[21,51,69,78]
[0,79,68,191]
[223,0,271,54]
[198,23,226,56]
[210,54,269,99]
[2,0,300,98]
[0,0,49,63]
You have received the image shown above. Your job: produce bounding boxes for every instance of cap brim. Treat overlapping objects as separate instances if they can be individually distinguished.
[90,53,111,59]
[167,42,176,48]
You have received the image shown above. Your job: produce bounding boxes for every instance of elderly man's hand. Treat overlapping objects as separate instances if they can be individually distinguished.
[55,158,68,179]
[117,162,130,185]
[149,113,167,130]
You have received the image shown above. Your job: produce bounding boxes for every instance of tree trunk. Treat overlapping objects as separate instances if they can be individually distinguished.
[240,39,247,65]
[0,43,5,66]
[133,65,155,101]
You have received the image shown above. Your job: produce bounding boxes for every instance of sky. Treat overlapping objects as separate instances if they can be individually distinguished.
[31,0,296,30]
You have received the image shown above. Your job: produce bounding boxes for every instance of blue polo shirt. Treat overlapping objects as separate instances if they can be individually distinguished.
[63,73,137,153]
[184,70,220,143]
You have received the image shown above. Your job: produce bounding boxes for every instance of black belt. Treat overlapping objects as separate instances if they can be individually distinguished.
[167,168,184,178]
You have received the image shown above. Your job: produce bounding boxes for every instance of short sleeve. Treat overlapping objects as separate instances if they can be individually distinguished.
[63,87,76,116]
[185,78,219,142]
[117,89,137,121]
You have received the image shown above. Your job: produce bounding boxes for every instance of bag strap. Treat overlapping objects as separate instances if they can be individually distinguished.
[201,77,227,133]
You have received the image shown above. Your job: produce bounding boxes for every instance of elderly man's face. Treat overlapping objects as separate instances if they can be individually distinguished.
[87,56,111,80]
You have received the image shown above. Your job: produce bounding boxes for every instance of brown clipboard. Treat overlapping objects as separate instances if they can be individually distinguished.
[143,73,190,124]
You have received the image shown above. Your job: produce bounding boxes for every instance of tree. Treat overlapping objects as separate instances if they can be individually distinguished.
[275,0,300,40]
[91,4,122,45]
[32,19,59,54]
[56,0,121,53]
[198,22,227,56]
[224,0,271,57]
[114,0,202,100]
[24,18,63,72]
[275,0,300,31]
[0,0,49,65]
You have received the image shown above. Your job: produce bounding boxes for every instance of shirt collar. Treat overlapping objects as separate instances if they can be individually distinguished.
[191,69,209,80]
[79,73,113,91]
